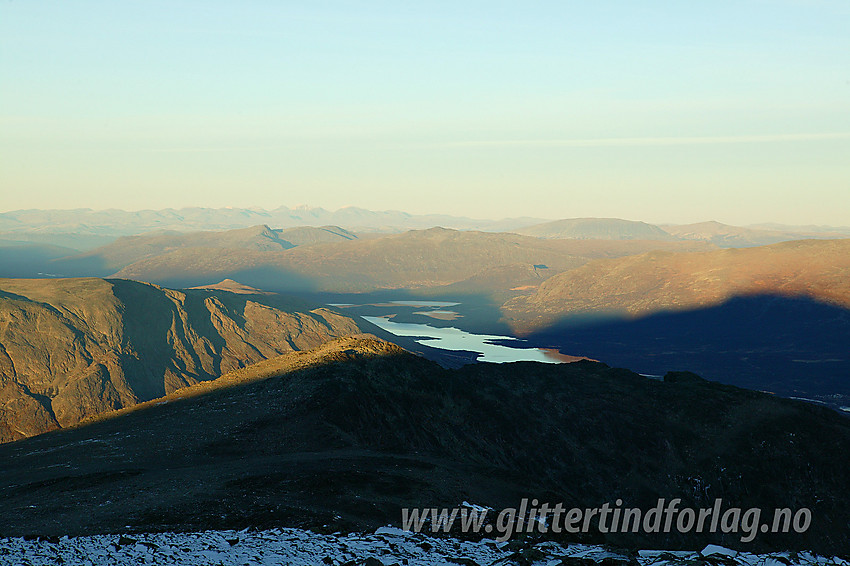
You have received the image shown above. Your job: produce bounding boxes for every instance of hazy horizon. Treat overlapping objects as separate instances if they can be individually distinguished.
[2,2,849,226]
[2,203,850,232]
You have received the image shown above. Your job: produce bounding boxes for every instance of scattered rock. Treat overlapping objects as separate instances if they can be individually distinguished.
[506,547,547,566]
[117,535,137,547]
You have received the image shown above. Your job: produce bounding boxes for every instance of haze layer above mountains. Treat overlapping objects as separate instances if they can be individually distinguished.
[1,206,849,250]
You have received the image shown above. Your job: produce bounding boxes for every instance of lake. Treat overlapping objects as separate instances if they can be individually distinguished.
[330,298,573,364]
[361,315,564,363]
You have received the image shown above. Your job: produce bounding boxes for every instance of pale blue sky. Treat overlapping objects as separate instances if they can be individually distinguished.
[1,1,849,225]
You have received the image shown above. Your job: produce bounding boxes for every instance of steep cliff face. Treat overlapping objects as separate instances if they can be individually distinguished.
[0,278,361,441]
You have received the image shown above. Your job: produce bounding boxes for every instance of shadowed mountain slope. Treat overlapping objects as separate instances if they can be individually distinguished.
[0,232,116,253]
[0,337,848,554]
[521,294,850,407]
[504,239,850,330]
[502,240,850,409]
[276,225,358,246]
[0,240,82,278]
[0,278,361,442]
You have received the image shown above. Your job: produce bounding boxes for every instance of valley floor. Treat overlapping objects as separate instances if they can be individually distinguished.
[0,527,847,566]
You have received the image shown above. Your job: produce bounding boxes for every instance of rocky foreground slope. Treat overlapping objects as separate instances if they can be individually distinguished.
[1,337,848,554]
[3,527,847,566]
[0,277,361,442]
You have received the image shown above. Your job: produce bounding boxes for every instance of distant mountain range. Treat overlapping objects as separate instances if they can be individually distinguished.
[1,206,848,250]
[0,277,361,442]
[0,206,547,240]
[108,227,595,292]
[50,225,359,277]
[513,217,676,240]
[661,220,850,248]
[51,226,710,295]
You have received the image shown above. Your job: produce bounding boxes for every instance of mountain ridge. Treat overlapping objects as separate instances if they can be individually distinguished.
[97,227,714,295]
[0,206,548,236]
[0,277,362,442]
[515,217,675,241]
[661,220,850,248]
[51,225,359,276]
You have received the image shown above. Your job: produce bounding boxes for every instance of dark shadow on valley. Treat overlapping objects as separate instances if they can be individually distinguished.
[525,294,850,408]
[0,246,91,278]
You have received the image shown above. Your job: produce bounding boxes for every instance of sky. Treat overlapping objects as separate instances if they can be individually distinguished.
[1,1,849,226]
